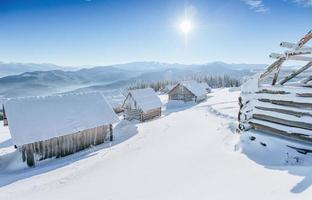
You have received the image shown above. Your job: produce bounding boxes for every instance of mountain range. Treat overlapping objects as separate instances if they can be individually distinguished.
[0,61,267,100]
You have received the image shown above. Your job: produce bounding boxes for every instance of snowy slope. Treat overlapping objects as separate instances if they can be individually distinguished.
[0,88,312,200]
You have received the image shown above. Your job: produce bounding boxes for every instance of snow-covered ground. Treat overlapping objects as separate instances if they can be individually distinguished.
[1,88,312,199]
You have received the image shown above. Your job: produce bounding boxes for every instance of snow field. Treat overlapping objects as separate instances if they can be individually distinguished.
[0,88,312,200]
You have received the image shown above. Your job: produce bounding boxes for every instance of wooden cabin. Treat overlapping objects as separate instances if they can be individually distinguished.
[3,92,119,167]
[168,80,207,103]
[239,30,312,149]
[122,88,162,121]
[161,84,176,94]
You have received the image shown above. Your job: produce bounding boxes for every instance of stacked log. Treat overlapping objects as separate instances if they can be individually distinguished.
[239,85,312,144]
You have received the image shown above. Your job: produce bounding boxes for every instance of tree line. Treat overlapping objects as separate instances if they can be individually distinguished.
[127,74,242,92]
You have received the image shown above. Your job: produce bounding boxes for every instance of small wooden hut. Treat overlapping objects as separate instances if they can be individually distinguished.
[239,30,312,149]
[168,80,207,103]
[122,88,162,121]
[3,92,119,167]
[161,84,176,94]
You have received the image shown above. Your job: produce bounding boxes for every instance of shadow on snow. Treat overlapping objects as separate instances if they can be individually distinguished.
[0,138,12,149]
[0,121,138,188]
[240,130,312,194]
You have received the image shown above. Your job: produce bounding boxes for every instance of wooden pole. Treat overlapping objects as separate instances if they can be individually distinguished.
[279,61,312,85]
[260,30,312,82]
[296,30,312,49]
[301,75,312,84]
[272,65,282,85]
[259,58,285,80]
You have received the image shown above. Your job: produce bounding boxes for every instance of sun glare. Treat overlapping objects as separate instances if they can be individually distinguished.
[180,19,192,34]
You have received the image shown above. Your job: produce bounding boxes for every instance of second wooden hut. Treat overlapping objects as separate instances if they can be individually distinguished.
[122,88,162,121]
[168,80,207,103]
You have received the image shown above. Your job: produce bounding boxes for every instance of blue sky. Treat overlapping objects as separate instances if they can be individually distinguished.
[0,0,311,66]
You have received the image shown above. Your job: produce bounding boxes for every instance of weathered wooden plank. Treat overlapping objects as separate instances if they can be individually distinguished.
[296,30,312,49]
[56,138,61,158]
[25,144,35,167]
[259,58,285,80]
[253,113,312,131]
[109,124,113,141]
[297,93,312,97]
[255,106,312,118]
[279,61,312,85]
[249,121,312,143]
[168,84,196,102]
[21,146,26,162]
[301,75,312,84]
[258,98,312,109]
[142,108,161,121]
[272,65,282,85]
[19,124,112,166]
[256,89,290,94]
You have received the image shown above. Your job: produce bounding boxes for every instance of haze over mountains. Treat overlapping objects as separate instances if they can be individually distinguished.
[0,62,79,78]
[0,61,267,99]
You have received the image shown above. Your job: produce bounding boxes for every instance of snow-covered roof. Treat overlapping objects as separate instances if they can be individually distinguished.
[180,80,207,97]
[200,82,211,89]
[165,84,176,91]
[4,92,119,146]
[128,88,162,112]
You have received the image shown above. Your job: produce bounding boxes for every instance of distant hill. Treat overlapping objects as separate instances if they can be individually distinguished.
[0,62,77,77]
[0,61,267,99]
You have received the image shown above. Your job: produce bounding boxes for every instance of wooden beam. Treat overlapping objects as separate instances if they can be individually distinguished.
[279,61,312,85]
[255,106,312,118]
[253,114,312,131]
[296,30,312,49]
[259,58,285,80]
[260,30,312,82]
[272,66,282,85]
[296,93,312,98]
[301,76,312,84]
[287,55,312,62]
[249,121,312,143]
[286,49,311,56]
[258,98,312,109]
[256,89,290,94]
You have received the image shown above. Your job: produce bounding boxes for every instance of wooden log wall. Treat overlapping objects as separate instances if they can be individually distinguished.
[124,108,142,121]
[168,85,195,102]
[20,124,112,167]
[125,107,161,122]
[142,107,161,121]
[239,86,312,144]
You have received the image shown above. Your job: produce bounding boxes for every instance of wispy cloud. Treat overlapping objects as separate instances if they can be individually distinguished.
[292,0,312,7]
[241,0,269,13]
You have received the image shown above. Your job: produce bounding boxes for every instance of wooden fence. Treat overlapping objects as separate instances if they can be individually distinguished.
[238,86,312,144]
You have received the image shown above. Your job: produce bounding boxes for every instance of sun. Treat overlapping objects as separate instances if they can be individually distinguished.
[180,19,192,34]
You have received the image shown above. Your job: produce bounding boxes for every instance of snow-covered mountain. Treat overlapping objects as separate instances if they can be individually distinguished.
[0,62,77,77]
[0,61,266,98]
